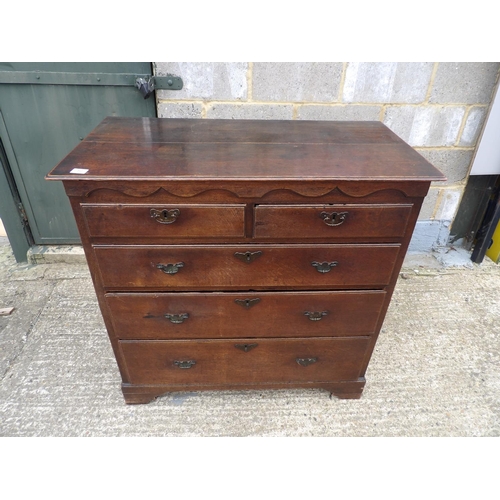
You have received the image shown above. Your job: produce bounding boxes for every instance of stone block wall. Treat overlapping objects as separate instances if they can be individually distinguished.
[154,62,500,250]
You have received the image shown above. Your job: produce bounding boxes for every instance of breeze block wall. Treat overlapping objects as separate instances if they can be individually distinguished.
[154,62,500,252]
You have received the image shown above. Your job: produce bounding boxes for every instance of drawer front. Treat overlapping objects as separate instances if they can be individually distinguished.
[254,204,412,240]
[82,203,246,238]
[119,337,370,385]
[94,244,400,290]
[106,290,386,339]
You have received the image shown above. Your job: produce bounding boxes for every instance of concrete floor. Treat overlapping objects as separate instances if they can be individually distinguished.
[0,240,499,437]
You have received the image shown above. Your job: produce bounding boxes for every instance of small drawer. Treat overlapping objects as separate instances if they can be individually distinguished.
[94,244,400,290]
[254,204,412,240]
[106,290,386,339]
[82,203,246,238]
[119,337,370,385]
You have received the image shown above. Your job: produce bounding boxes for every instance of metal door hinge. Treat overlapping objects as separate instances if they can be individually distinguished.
[135,75,183,99]
[0,71,183,88]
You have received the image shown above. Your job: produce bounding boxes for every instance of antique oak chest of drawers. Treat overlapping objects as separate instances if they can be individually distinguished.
[47,117,445,404]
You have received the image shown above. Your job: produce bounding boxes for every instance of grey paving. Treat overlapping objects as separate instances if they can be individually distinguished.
[0,241,499,436]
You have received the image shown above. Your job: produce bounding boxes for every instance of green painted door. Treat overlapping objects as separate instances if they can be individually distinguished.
[0,62,157,261]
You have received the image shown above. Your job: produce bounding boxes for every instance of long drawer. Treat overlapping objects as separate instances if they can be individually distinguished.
[94,244,400,290]
[119,337,370,385]
[106,290,386,339]
[254,204,412,239]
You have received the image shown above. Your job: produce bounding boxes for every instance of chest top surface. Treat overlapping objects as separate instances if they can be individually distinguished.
[47,117,446,183]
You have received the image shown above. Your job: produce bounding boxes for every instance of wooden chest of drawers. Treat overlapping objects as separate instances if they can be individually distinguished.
[47,117,445,404]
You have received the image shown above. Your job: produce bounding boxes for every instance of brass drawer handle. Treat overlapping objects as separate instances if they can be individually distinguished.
[173,360,196,369]
[311,261,338,273]
[235,298,261,309]
[235,343,258,352]
[156,262,184,274]
[150,208,180,224]
[296,357,318,367]
[164,313,189,324]
[304,311,328,321]
[320,211,348,226]
[234,251,263,263]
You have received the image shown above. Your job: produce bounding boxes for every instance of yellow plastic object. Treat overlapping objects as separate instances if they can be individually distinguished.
[486,219,500,263]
